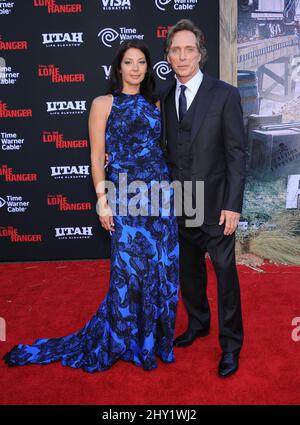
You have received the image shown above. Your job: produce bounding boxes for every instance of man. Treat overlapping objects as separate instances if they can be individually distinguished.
[160,19,246,378]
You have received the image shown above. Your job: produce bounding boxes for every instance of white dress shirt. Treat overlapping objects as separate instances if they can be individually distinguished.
[175,69,203,120]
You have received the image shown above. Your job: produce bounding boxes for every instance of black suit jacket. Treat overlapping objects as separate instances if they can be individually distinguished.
[160,72,246,225]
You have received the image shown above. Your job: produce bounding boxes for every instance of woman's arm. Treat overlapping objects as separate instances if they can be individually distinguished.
[88,95,115,232]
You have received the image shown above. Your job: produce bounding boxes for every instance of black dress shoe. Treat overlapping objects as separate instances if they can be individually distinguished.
[218,351,239,378]
[173,328,210,347]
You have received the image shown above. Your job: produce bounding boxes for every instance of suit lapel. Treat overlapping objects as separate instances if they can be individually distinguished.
[162,73,216,147]
[161,79,176,103]
[161,80,176,146]
[190,73,216,146]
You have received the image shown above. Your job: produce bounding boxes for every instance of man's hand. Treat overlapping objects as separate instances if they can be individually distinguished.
[219,210,240,236]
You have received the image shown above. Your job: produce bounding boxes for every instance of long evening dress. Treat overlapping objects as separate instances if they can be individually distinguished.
[2,92,179,372]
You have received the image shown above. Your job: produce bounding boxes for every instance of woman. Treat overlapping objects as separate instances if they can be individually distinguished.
[2,40,179,372]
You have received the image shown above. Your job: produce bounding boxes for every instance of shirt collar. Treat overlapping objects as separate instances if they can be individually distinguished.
[175,69,203,95]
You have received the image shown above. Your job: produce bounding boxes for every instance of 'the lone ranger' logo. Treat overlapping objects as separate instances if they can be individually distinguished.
[33,0,82,13]
[38,64,85,83]
[0,101,32,118]
[0,165,37,182]
[0,226,42,242]
[156,25,173,38]
[48,194,91,211]
[0,35,27,50]
[43,131,88,149]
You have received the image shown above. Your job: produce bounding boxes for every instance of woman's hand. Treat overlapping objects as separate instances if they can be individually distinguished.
[104,153,109,169]
[98,198,115,232]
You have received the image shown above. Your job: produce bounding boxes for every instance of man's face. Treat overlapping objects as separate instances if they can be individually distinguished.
[167,30,201,84]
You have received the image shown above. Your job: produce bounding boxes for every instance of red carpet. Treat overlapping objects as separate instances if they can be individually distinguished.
[0,259,299,405]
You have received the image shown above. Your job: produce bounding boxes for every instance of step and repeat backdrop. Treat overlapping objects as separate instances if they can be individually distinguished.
[0,0,219,262]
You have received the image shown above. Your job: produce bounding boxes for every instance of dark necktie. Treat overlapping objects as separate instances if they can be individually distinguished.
[178,85,187,122]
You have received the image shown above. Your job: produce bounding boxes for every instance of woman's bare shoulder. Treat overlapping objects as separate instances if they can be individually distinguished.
[90,95,113,117]
[92,94,113,107]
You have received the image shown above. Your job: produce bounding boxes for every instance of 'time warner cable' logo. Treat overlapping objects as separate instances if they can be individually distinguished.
[0,226,42,242]
[47,194,91,211]
[33,0,83,13]
[0,101,32,118]
[0,165,38,182]
[43,131,88,149]
[38,65,85,83]
[0,35,28,50]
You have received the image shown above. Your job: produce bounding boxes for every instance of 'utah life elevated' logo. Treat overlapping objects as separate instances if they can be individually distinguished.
[54,226,93,239]
[42,32,83,47]
[46,100,86,115]
[50,165,90,179]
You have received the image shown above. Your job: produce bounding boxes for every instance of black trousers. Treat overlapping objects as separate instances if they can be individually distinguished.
[178,223,244,353]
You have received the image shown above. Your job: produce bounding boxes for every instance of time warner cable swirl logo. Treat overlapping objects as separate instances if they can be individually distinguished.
[155,0,172,10]
[98,27,144,47]
[0,197,5,208]
[154,61,172,80]
[98,28,119,47]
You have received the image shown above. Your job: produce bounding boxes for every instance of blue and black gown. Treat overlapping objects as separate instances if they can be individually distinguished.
[2,92,179,372]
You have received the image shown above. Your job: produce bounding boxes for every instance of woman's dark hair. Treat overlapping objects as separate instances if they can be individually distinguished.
[107,40,157,104]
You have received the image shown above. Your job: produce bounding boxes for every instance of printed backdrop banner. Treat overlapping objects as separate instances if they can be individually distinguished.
[236,0,300,263]
[0,0,219,262]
